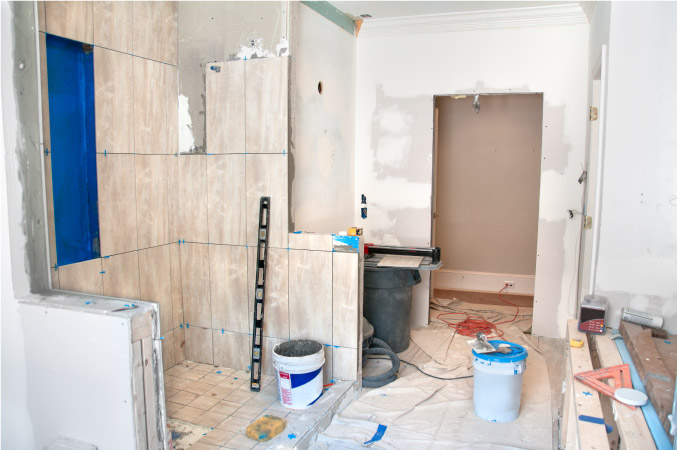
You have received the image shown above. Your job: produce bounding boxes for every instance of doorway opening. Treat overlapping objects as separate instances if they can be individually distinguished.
[431,93,544,333]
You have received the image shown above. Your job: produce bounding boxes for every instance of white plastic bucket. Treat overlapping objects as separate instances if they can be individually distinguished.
[272,340,325,409]
[472,340,528,422]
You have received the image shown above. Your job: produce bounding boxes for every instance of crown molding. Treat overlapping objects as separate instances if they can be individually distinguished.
[358,4,589,38]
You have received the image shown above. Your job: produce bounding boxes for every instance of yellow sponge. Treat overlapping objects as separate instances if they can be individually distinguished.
[245,415,287,442]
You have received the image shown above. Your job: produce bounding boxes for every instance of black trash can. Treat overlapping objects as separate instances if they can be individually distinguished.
[363,269,421,353]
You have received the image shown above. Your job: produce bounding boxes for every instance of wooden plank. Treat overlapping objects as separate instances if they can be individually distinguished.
[288,249,332,344]
[245,153,288,249]
[179,155,208,243]
[132,1,177,65]
[213,330,249,370]
[209,244,248,333]
[566,319,609,450]
[206,60,245,154]
[288,232,334,251]
[133,57,167,154]
[245,57,288,154]
[131,339,147,450]
[45,1,93,44]
[135,155,169,248]
[169,243,183,328]
[93,1,133,54]
[207,155,246,245]
[180,243,211,328]
[95,47,134,154]
[593,332,656,450]
[332,252,359,349]
[139,245,173,334]
[619,321,674,435]
[58,258,103,295]
[167,155,180,242]
[332,347,357,382]
[97,154,138,256]
[247,247,289,339]
[102,251,140,300]
[184,326,213,365]
[142,336,159,449]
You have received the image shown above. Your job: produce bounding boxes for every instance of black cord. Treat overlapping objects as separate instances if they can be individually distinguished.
[367,356,473,381]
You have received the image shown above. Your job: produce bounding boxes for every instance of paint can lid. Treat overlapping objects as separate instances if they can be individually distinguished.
[614,388,648,406]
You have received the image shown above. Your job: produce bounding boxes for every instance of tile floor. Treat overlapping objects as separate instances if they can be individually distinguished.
[164,361,354,450]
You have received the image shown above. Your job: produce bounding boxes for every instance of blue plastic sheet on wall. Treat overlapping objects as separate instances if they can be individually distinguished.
[46,34,100,266]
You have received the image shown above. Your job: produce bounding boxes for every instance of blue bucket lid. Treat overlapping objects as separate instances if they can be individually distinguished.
[472,340,528,363]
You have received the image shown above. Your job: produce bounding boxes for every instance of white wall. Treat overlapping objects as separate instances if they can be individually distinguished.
[290,4,356,233]
[593,2,677,332]
[1,2,36,447]
[355,23,589,337]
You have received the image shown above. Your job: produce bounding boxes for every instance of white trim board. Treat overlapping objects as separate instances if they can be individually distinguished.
[433,269,535,295]
[358,5,588,38]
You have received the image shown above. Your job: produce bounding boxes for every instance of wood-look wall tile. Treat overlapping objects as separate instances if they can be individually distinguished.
[59,258,102,295]
[94,48,133,155]
[102,252,140,300]
[178,155,208,243]
[185,326,213,365]
[97,154,138,256]
[245,154,288,249]
[132,1,177,65]
[210,245,248,333]
[180,243,211,329]
[247,247,288,339]
[167,155,180,242]
[332,252,359,349]
[133,57,167,155]
[135,155,169,248]
[288,250,332,344]
[332,347,357,382]
[288,232,334,252]
[207,155,246,245]
[93,1,132,53]
[174,325,186,364]
[162,329,176,371]
[206,60,245,154]
[45,1,93,44]
[38,1,46,32]
[213,331,250,371]
[166,66,178,155]
[245,57,288,154]
[169,243,183,328]
[261,337,286,376]
[139,245,173,333]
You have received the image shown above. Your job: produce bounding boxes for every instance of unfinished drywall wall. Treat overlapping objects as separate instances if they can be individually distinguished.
[178,1,288,153]
[2,2,39,446]
[434,94,542,276]
[289,3,356,233]
[355,22,589,338]
[593,2,677,333]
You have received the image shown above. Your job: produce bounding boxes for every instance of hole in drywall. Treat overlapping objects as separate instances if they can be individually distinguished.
[318,81,323,95]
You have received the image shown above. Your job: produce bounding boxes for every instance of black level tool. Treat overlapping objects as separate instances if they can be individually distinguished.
[250,197,270,392]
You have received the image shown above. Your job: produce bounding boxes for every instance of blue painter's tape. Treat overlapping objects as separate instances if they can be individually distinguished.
[578,415,613,434]
[363,424,387,445]
[332,235,359,251]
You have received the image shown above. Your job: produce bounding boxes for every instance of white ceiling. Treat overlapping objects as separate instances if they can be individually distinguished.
[330,1,585,20]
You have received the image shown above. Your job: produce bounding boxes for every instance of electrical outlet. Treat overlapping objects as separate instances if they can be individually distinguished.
[504,281,514,288]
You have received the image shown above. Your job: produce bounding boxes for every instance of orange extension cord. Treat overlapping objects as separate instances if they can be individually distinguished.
[437,285,519,338]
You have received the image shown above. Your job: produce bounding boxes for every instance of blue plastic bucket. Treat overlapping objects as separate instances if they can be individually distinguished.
[472,340,528,422]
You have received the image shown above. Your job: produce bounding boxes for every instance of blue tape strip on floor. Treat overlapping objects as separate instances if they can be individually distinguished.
[363,424,387,445]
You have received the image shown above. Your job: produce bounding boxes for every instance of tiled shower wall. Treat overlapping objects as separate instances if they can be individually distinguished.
[41,2,362,382]
[39,1,186,369]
